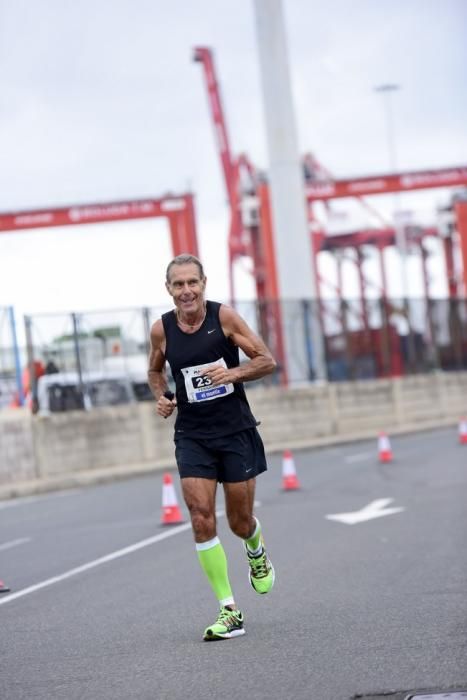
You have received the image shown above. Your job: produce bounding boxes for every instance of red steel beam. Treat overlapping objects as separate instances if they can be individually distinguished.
[316,226,437,251]
[454,200,467,295]
[0,195,199,261]
[0,195,194,233]
[306,166,467,201]
[193,46,236,208]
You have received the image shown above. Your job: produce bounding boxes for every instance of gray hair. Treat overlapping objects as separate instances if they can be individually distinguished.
[166,254,205,283]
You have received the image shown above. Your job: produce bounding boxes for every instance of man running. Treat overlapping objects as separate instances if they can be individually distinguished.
[148,254,276,641]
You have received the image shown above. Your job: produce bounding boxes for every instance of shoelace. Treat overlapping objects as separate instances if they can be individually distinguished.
[216,608,240,626]
[248,550,269,579]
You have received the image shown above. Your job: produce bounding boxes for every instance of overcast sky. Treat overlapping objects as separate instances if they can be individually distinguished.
[1,0,466,327]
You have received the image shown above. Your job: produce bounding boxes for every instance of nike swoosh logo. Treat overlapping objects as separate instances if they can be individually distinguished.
[207,329,216,334]
[245,468,252,473]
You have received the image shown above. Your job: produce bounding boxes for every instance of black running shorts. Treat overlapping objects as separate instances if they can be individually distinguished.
[174,427,267,483]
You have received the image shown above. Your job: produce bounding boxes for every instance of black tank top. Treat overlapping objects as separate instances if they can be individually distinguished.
[162,300,257,438]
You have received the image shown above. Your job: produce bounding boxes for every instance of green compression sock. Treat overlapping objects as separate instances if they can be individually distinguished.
[245,517,263,555]
[196,537,234,607]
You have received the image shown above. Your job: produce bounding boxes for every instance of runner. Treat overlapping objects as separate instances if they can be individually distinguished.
[148,253,276,640]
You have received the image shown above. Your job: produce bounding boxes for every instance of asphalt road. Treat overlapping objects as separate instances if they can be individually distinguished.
[0,427,466,700]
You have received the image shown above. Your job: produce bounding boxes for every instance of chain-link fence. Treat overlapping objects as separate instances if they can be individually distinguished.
[239,297,467,381]
[21,306,163,413]
[2,297,467,413]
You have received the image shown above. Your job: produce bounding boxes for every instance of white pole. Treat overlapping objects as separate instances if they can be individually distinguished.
[253,0,326,382]
[374,84,408,300]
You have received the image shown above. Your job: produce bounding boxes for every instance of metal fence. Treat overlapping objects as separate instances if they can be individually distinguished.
[318,296,467,380]
[0,306,23,409]
[1,297,467,413]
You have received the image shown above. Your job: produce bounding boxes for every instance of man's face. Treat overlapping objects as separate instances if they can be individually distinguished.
[166,263,206,314]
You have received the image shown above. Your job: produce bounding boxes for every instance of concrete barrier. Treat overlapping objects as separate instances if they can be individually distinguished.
[1,371,466,498]
[0,409,36,485]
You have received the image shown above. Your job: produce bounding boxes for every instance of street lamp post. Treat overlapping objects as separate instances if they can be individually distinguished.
[374,83,409,301]
[374,84,399,172]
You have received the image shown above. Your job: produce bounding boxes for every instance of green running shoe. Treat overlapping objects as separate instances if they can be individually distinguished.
[245,542,275,594]
[203,607,245,641]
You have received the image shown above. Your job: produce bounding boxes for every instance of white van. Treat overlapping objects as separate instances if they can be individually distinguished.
[37,371,135,414]
[101,355,155,402]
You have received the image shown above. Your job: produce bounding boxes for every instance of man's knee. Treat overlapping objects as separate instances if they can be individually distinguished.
[227,511,253,539]
[189,505,216,539]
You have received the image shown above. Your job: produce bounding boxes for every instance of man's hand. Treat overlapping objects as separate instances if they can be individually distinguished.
[203,363,237,387]
[156,391,177,418]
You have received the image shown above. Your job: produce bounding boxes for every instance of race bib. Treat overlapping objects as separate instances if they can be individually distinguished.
[181,357,234,403]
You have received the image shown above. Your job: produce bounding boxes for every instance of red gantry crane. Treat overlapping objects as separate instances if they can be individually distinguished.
[0,193,199,255]
[194,46,467,379]
[193,46,287,382]
[0,193,199,404]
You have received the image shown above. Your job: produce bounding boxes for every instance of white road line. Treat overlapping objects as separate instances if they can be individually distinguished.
[0,522,193,606]
[0,489,82,510]
[0,496,41,510]
[0,508,228,607]
[41,489,83,500]
[344,452,372,464]
[0,537,31,552]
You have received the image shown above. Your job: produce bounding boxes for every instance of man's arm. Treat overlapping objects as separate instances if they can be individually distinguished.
[148,320,176,417]
[204,305,276,386]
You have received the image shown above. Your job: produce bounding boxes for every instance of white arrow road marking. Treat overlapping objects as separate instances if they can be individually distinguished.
[325,498,405,525]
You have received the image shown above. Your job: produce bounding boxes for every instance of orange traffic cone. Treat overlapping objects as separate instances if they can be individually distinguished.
[0,580,10,593]
[459,417,467,445]
[161,473,184,525]
[281,450,300,491]
[378,431,393,463]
